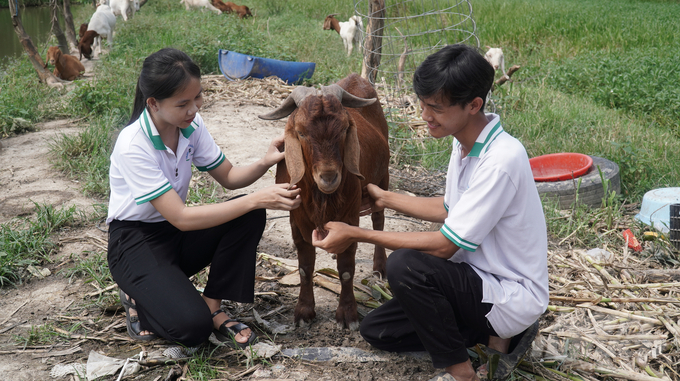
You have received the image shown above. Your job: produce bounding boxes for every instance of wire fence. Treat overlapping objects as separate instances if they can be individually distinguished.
[354,0,479,172]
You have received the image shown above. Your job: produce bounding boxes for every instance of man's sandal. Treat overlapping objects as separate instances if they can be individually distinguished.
[119,289,157,342]
[211,309,258,349]
[478,320,539,381]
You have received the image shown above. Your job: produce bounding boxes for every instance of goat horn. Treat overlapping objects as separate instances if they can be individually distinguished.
[320,84,377,108]
[258,86,319,120]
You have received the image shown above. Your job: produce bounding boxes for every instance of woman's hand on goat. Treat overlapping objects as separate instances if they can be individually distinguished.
[263,135,286,167]
[254,183,301,211]
[312,222,356,254]
[360,183,387,216]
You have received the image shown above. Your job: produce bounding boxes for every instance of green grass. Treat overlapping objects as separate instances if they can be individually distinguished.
[472,0,680,199]
[0,203,82,286]
[1,0,680,246]
[59,251,115,304]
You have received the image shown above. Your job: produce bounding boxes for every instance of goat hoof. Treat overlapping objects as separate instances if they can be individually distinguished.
[340,320,360,331]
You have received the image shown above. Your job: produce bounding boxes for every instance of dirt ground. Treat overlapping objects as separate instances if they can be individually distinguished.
[0,71,444,380]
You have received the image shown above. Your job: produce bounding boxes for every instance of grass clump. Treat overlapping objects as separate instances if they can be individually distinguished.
[13,323,69,348]
[50,113,119,197]
[0,60,60,137]
[59,251,116,305]
[0,203,82,287]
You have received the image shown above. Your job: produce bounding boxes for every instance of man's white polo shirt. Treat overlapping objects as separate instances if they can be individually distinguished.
[107,110,225,224]
[441,113,548,339]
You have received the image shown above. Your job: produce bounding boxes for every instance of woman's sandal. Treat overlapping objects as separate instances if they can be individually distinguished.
[211,309,258,349]
[478,320,539,381]
[119,289,157,342]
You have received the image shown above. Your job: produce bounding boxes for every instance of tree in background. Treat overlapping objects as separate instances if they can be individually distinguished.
[62,0,79,52]
[50,0,69,53]
[361,0,385,84]
[8,0,63,87]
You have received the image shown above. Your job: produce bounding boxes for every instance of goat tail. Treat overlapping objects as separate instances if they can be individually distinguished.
[128,80,146,126]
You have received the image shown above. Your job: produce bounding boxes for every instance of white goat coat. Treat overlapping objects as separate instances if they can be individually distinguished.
[109,0,139,21]
[339,16,363,56]
[179,0,222,14]
[484,47,509,80]
[87,4,116,54]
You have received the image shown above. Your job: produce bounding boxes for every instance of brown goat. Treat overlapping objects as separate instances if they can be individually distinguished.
[231,2,252,18]
[211,0,232,13]
[323,14,340,33]
[79,30,99,60]
[259,74,390,329]
[45,47,85,81]
[79,23,88,40]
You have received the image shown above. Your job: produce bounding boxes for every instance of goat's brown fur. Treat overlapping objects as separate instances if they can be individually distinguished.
[213,0,252,18]
[323,14,341,33]
[265,74,390,329]
[78,30,99,60]
[78,23,88,40]
[211,0,231,13]
[45,46,85,81]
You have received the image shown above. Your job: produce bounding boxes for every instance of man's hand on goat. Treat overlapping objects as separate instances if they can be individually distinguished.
[312,222,356,254]
[255,183,301,211]
[263,135,286,167]
[360,183,387,216]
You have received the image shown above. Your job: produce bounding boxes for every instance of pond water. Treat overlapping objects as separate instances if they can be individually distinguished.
[0,5,84,66]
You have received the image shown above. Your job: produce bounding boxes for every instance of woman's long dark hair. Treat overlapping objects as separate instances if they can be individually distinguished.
[128,48,201,125]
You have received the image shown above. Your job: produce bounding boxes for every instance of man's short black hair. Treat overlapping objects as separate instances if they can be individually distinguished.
[413,44,495,110]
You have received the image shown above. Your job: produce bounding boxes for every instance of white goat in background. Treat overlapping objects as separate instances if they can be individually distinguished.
[484,46,509,81]
[323,14,364,56]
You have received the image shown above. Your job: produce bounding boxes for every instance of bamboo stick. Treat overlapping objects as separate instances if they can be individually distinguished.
[580,305,663,325]
[551,296,680,304]
[551,331,668,341]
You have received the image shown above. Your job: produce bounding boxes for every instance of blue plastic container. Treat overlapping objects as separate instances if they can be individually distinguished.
[218,49,315,84]
[634,187,680,232]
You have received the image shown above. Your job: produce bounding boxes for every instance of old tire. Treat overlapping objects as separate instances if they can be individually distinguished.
[535,155,620,209]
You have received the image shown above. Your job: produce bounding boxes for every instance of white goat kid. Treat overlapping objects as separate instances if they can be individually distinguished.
[179,0,222,15]
[87,3,116,57]
[109,0,138,21]
[484,46,509,81]
[340,15,363,56]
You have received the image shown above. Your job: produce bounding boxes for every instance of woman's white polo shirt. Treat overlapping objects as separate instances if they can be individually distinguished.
[441,113,548,339]
[107,110,225,224]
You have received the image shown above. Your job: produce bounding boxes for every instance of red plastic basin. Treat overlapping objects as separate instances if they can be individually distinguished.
[529,153,593,182]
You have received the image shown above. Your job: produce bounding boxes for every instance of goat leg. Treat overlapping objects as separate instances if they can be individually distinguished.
[370,209,387,277]
[335,242,359,330]
[292,225,317,326]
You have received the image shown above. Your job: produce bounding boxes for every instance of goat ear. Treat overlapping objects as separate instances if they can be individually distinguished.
[284,124,305,186]
[344,116,364,180]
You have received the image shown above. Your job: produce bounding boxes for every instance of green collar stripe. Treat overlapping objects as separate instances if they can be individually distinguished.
[483,128,504,155]
[196,152,225,172]
[180,121,198,138]
[142,109,167,151]
[468,120,502,158]
[440,225,478,252]
[444,202,449,212]
[135,182,172,205]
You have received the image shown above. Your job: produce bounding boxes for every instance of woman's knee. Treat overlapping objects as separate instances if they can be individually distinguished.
[167,319,213,347]
[163,310,213,347]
